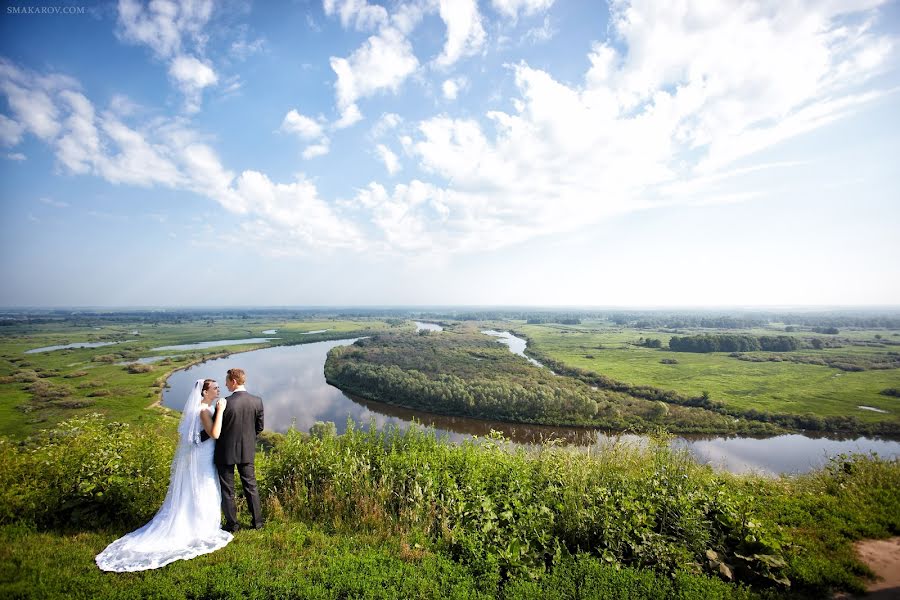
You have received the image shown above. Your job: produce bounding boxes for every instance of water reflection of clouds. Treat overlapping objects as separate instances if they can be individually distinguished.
[480,330,545,368]
[673,434,900,475]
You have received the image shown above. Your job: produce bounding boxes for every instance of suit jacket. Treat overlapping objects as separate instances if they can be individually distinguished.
[213,390,264,466]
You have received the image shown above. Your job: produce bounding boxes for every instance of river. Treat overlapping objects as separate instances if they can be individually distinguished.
[162,325,900,475]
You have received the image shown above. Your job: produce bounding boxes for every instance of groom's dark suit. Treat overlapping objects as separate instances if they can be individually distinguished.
[214,388,264,531]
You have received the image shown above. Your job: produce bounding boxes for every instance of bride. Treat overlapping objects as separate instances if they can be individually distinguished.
[96,378,234,572]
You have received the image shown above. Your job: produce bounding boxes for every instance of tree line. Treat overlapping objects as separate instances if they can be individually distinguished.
[668,334,801,353]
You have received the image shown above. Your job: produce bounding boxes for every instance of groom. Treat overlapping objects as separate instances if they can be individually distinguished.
[215,367,264,532]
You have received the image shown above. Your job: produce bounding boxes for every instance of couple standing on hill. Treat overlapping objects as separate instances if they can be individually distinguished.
[95,368,264,572]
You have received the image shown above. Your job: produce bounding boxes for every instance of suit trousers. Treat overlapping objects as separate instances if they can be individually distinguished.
[217,462,263,530]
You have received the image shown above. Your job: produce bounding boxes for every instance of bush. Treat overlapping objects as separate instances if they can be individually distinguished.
[125,362,154,374]
[260,424,792,588]
[0,415,173,528]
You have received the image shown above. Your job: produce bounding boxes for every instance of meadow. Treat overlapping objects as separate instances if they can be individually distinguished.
[514,322,900,428]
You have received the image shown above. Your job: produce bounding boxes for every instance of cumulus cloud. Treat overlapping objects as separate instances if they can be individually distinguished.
[441,77,468,100]
[302,142,331,159]
[281,109,325,140]
[435,0,486,68]
[375,143,401,175]
[330,26,419,126]
[168,55,218,113]
[281,109,330,159]
[234,170,364,250]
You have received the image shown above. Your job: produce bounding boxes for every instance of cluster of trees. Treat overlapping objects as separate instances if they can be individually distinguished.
[812,327,840,334]
[668,334,801,353]
[324,332,766,433]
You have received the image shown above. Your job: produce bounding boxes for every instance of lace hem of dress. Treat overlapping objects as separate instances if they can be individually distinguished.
[95,530,233,572]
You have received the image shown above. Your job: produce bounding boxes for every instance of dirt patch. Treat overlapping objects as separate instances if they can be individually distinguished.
[839,537,900,599]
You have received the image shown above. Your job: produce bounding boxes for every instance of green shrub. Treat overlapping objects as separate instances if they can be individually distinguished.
[0,415,173,528]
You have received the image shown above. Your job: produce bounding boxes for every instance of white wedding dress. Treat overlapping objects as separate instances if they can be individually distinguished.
[96,390,233,572]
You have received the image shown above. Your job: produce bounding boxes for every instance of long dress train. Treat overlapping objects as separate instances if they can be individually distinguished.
[95,404,233,571]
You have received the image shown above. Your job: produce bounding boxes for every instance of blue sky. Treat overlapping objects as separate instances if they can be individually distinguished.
[1,0,898,307]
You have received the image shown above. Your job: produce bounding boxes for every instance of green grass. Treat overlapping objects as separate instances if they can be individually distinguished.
[0,521,761,599]
[517,323,900,425]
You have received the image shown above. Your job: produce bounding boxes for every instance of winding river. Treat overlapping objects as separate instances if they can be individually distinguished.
[162,323,900,475]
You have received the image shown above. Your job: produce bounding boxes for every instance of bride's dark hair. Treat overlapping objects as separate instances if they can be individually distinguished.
[201,379,216,394]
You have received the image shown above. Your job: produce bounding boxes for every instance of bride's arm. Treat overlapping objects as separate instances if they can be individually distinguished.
[200,399,226,439]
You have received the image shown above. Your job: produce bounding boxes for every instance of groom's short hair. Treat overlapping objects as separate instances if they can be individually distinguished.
[227,368,246,385]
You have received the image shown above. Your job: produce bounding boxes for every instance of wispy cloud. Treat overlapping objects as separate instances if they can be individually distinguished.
[39,197,69,208]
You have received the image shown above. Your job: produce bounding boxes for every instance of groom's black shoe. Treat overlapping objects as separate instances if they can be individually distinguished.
[223,524,240,533]
[252,522,265,530]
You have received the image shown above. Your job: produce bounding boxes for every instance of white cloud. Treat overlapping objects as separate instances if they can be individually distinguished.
[442,79,459,100]
[441,77,468,100]
[230,35,265,60]
[116,0,217,112]
[0,114,25,147]
[234,170,364,250]
[491,0,554,19]
[116,0,213,59]
[0,60,361,254]
[5,152,26,161]
[281,109,324,140]
[435,0,486,68]
[524,15,556,43]
[168,55,218,113]
[370,112,402,138]
[282,109,330,159]
[375,143,401,175]
[349,0,895,255]
[330,26,419,126]
[354,180,447,251]
[323,0,388,32]
[302,142,331,159]
[39,197,69,208]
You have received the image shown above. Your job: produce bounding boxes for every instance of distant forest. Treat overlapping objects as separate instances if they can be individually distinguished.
[2,307,899,329]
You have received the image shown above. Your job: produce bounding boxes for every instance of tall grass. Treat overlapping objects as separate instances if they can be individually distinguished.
[1,415,897,597]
